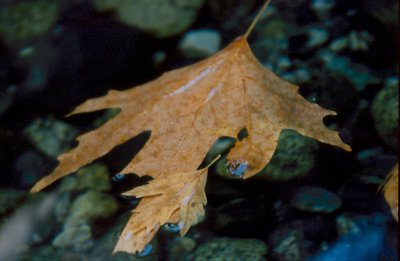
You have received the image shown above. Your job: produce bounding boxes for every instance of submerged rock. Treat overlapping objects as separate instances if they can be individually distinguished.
[335,214,361,236]
[0,192,59,260]
[258,130,319,181]
[59,164,111,192]
[371,77,399,148]
[14,150,53,187]
[52,224,93,250]
[93,0,204,38]
[291,186,342,213]
[281,67,312,85]
[187,237,267,261]
[305,27,329,49]
[318,50,379,91]
[252,18,290,75]
[329,31,373,52]
[303,69,356,113]
[308,214,386,261]
[168,237,196,261]
[269,228,307,261]
[52,190,118,251]
[0,86,16,118]
[179,29,221,58]
[66,190,118,227]
[17,246,61,261]
[24,117,78,158]
[0,0,59,45]
[310,0,334,20]
[0,189,26,216]
[361,0,399,30]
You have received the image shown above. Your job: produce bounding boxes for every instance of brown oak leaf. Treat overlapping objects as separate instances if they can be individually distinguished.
[31,34,351,253]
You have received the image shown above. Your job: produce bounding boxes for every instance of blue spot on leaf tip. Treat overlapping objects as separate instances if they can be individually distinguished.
[112,173,125,182]
[137,244,153,257]
[227,159,248,178]
[164,223,180,233]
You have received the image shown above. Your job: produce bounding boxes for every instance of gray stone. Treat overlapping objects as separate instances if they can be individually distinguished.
[0,189,26,216]
[276,56,292,71]
[306,27,329,49]
[66,190,118,227]
[311,0,334,20]
[24,117,78,158]
[371,77,399,148]
[168,237,196,261]
[361,0,398,30]
[347,31,373,51]
[257,130,318,181]
[52,224,93,250]
[282,68,311,84]
[0,85,16,117]
[291,186,342,213]
[329,37,348,52]
[54,193,71,223]
[336,214,361,236]
[93,0,205,38]
[52,190,118,251]
[270,229,306,261]
[59,164,111,192]
[188,237,267,261]
[14,150,52,187]
[0,0,59,44]
[179,29,221,58]
[318,50,379,91]
[329,31,373,52]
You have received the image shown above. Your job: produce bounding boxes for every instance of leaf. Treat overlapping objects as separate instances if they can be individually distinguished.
[382,164,398,221]
[30,35,350,253]
[114,167,208,252]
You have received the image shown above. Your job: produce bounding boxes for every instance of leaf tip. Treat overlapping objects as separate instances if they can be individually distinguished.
[30,179,48,193]
[342,143,352,152]
[335,133,352,152]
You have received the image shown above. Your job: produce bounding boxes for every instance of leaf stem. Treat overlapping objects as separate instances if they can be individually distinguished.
[244,0,272,39]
